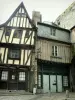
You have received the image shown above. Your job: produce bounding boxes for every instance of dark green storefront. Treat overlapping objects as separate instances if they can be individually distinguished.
[37,59,70,93]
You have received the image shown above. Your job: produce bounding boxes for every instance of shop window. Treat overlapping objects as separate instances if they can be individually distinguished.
[8,49,20,59]
[63,76,68,86]
[13,29,22,38]
[52,46,58,56]
[1,71,8,81]
[38,74,41,87]
[19,72,25,81]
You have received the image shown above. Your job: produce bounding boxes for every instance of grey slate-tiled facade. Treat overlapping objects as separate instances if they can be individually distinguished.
[37,22,70,43]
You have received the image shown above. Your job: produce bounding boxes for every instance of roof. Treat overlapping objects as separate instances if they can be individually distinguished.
[0,2,36,28]
[37,22,71,43]
[37,22,70,32]
[70,26,75,30]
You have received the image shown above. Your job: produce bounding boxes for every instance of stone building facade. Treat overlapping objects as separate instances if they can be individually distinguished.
[55,1,75,29]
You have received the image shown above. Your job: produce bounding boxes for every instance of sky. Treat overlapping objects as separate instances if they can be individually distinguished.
[0,0,75,24]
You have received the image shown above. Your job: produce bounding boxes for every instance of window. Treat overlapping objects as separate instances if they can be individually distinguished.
[13,29,22,38]
[9,49,20,59]
[19,72,25,81]
[25,30,30,38]
[51,28,56,36]
[1,71,8,80]
[5,28,11,36]
[38,74,41,87]
[63,76,68,86]
[12,75,15,80]
[52,46,58,56]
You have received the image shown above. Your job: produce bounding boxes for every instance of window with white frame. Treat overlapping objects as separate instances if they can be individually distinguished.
[38,74,41,87]
[52,46,58,56]
[19,72,25,81]
[1,71,8,80]
[51,28,56,36]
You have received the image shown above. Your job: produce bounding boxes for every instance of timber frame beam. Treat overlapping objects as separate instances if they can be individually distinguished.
[0,43,35,49]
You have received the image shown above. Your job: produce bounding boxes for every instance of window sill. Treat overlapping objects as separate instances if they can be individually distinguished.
[50,56,62,59]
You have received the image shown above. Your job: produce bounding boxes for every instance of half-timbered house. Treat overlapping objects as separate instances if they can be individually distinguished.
[36,22,72,93]
[0,2,37,91]
[0,2,74,93]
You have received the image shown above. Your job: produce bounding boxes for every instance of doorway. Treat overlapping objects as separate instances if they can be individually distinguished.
[50,75,56,92]
[43,75,49,93]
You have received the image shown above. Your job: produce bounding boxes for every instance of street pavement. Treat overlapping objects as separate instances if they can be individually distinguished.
[0,92,75,100]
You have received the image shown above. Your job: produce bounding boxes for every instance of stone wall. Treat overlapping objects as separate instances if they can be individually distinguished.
[55,1,75,29]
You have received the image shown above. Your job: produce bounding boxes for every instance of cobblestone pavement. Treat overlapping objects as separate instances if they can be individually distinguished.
[0,93,75,100]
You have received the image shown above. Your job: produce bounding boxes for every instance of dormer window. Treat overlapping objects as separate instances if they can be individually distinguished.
[5,28,11,36]
[13,29,22,38]
[51,28,56,36]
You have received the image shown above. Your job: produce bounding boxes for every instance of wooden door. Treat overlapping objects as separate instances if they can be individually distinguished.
[8,69,18,90]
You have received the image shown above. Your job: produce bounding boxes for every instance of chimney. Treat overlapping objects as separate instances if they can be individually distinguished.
[32,11,42,26]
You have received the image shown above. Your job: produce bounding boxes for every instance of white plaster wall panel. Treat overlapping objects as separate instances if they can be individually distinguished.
[21,30,25,44]
[27,57,30,65]
[23,18,26,27]
[8,60,13,64]
[20,17,23,27]
[24,50,31,65]
[17,17,20,27]
[0,28,4,41]
[24,50,26,64]
[9,29,14,43]
[21,49,24,65]
[0,48,5,62]
[13,17,17,27]
[14,60,19,65]
[10,18,14,26]
[22,8,24,13]
[19,8,21,13]
[12,38,19,44]
[26,19,29,27]
[26,38,30,44]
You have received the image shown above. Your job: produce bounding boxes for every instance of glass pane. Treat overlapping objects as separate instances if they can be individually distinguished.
[1,71,8,80]
[5,29,11,36]
[19,72,25,81]
[63,76,68,86]
[13,30,22,38]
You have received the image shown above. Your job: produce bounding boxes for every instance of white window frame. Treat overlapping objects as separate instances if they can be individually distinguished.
[38,74,41,87]
[1,71,8,81]
[52,46,58,56]
[51,28,56,36]
[19,72,25,81]
[63,76,68,86]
